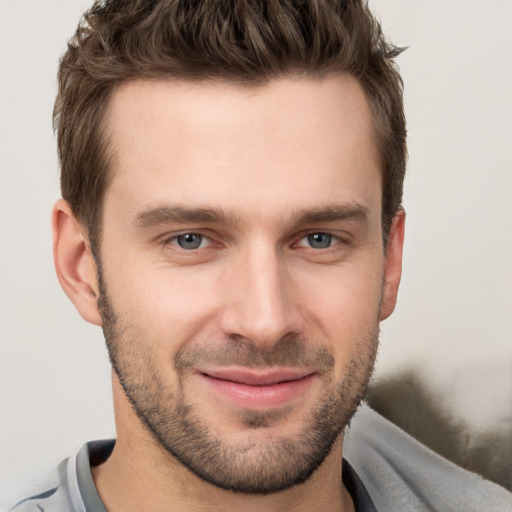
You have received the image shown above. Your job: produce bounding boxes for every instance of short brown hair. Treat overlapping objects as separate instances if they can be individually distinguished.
[54,0,406,249]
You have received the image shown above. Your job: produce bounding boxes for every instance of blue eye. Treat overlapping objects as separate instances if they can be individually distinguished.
[305,233,334,249]
[175,233,205,250]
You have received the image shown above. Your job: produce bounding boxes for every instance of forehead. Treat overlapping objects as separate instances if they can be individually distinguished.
[104,75,381,222]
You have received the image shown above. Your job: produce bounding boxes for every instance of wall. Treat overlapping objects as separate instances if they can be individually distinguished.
[0,0,510,494]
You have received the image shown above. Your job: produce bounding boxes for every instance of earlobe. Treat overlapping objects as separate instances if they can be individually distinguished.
[52,199,103,326]
[380,209,406,321]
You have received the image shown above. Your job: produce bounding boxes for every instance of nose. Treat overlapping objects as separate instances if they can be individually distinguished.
[219,242,302,350]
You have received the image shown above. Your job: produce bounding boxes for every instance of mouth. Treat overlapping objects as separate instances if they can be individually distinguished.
[197,367,317,409]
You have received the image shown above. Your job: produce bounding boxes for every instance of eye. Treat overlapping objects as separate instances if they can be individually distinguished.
[299,232,338,249]
[171,233,209,250]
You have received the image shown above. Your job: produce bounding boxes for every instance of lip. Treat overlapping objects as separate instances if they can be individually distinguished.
[197,367,316,409]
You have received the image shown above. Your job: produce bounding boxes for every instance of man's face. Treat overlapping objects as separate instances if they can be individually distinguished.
[96,75,398,493]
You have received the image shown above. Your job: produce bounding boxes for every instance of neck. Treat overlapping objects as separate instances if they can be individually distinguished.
[92,378,354,512]
[93,436,353,512]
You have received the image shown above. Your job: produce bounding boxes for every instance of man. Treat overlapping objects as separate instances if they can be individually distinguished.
[5,0,512,511]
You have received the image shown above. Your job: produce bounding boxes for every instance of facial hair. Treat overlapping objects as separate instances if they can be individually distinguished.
[98,275,379,495]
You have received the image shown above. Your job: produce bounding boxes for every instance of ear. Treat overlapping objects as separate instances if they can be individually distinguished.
[380,209,406,320]
[52,199,102,326]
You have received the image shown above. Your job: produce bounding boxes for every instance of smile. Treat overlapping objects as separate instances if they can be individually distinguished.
[197,368,316,409]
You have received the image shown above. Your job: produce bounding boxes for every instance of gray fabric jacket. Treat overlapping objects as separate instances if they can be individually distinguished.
[2,404,511,511]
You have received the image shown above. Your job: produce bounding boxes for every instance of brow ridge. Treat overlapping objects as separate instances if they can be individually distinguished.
[133,205,238,228]
[133,202,369,230]
[293,203,369,226]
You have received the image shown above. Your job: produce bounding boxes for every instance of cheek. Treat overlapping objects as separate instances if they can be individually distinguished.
[104,260,224,348]
[297,262,384,349]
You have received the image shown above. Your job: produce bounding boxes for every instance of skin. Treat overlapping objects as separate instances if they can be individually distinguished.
[53,74,405,512]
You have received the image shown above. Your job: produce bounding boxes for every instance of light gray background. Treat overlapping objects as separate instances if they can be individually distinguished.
[1,0,511,490]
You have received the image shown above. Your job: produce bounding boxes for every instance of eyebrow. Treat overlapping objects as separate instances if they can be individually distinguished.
[133,202,369,229]
[293,203,369,226]
[133,205,239,228]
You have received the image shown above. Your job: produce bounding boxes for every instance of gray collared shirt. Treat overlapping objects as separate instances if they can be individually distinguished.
[7,439,377,512]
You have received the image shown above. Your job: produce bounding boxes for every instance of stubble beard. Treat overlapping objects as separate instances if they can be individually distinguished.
[98,281,379,495]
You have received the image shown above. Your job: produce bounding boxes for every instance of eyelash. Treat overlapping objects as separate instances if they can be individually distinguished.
[296,232,342,250]
[163,231,345,251]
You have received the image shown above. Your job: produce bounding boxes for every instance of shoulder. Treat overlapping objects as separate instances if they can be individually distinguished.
[6,488,67,512]
[1,457,79,512]
[344,404,512,512]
